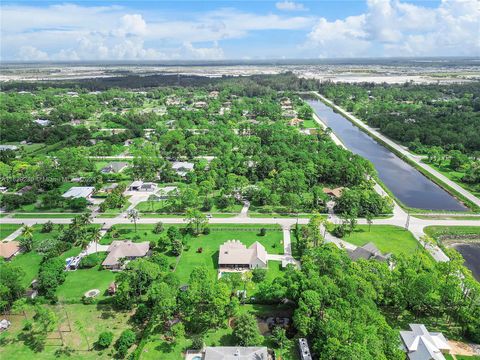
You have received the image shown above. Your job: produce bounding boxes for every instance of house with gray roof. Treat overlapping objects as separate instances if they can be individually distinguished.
[203,347,269,360]
[101,162,128,174]
[400,324,451,360]
[62,186,95,200]
[102,240,150,270]
[172,161,194,177]
[347,242,391,262]
[218,240,268,270]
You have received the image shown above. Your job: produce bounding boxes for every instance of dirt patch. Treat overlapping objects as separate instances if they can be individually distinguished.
[449,340,476,356]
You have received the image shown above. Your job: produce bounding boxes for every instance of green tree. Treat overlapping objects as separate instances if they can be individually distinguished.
[233,313,262,346]
[97,331,114,348]
[184,208,208,236]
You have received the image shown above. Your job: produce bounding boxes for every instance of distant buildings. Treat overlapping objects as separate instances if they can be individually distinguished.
[100,162,128,174]
[0,145,19,151]
[128,181,157,192]
[62,186,95,200]
[172,161,194,177]
[34,119,50,126]
[400,324,451,360]
[218,240,268,270]
[102,240,150,270]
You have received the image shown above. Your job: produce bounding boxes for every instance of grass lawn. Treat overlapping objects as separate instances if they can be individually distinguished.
[0,303,135,360]
[175,228,283,283]
[9,252,43,287]
[424,160,480,198]
[135,200,242,215]
[424,226,480,240]
[0,224,21,239]
[56,264,116,302]
[12,213,78,218]
[341,225,421,256]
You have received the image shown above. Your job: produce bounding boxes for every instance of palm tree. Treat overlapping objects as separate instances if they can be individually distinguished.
[90,227,102,253]
[20,225,34,252]
[127,209,140,232]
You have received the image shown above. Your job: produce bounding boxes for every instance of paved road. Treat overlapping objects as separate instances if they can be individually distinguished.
[313,91,480,208]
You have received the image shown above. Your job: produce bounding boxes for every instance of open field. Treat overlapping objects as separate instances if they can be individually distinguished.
[425,161,480,198]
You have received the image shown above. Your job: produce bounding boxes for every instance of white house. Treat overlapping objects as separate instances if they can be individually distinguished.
[62,187,95,199]
[218,240,268,270]
[400,324,451,360]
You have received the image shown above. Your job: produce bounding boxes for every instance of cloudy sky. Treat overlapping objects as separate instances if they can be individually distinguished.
[1,0,478,61]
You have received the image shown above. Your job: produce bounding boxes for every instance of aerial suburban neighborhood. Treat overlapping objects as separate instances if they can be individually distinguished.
[0,1,479,360]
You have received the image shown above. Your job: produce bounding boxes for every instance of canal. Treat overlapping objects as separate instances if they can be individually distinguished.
[451,243,480,281]
[307,99,467,212]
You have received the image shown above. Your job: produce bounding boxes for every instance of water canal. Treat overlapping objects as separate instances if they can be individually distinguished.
[307,99,467,212]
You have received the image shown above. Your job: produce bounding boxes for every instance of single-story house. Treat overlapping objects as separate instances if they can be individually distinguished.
[102,240,150,270]
[0,145,19,151]
[62,186,95,199]
[322,187,344,198]
[0,241,21,261]
[34,119,50,126]
[128,181,157,192]
[101,162,128,174]
[0,186,7,193]
[218,240,268,270]
[172,161,194,177]
[16,185,34,195]
[209,91,219,98]
[400,324,451,360]
[203,347,269,360]
[194,101,208,109]
[347,242,391,262]
[289,118,304,127]
[102,183,119,193]
[108,282,117,295]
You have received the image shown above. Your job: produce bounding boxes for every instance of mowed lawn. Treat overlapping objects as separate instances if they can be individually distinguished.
[0,224,21,239]
[425,226,480,239]
[176,227,283,283]
[341,225,421,255]
[56,263,116,302]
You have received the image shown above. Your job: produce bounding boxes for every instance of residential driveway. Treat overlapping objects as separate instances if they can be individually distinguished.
[2,227,24,242]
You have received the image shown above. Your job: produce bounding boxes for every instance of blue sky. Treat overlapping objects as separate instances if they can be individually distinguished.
[1,0,478,61]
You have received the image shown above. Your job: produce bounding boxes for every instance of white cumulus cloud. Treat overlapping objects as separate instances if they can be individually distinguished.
[276,1,307,11]
[306,0,480,58]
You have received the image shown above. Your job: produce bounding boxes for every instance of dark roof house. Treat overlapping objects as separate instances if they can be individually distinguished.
[347,242,391,262]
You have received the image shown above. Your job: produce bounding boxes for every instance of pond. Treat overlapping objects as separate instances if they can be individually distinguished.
[307,99,467,212]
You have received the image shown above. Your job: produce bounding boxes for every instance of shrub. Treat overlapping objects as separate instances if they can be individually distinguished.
[203,227,210,235]
[115,329,136,357]
[81,295,95,305]
[259,228,267,236]
[252,268,267,283]
[133,304,149,324]
[332,225,346,238]
[191,335,204,350]
[41,221,54,233]
[79,253,106,269]
[153,221,164,234]
[97,331,114,348]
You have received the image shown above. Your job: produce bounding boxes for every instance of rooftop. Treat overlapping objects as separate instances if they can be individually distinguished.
[62,186,95,199]
[102,240,150,267]
[204,346,269,360]
[218,240,267,267]
[400,324,450,360]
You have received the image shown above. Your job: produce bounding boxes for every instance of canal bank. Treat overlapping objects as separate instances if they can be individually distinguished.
[310,92,479,212]
[306,98,467,212]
